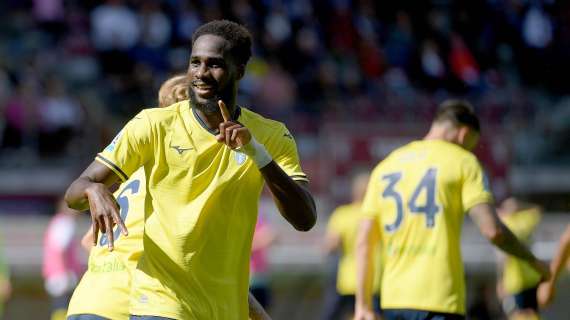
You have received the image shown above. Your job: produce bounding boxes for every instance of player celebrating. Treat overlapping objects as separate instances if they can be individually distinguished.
[65,20,315,320]
[67,74,271,320]
[354,100,549,320]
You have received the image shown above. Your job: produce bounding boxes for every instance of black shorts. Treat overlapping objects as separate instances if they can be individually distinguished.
[382,309,465,320]
[512,286,539,311]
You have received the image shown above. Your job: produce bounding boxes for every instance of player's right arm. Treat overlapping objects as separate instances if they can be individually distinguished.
[66,110,152,251]
[469,203,549,279]
[322,209,342,255]
[537,223,570,307]
[65,161,126,250]
[354,217,379,320]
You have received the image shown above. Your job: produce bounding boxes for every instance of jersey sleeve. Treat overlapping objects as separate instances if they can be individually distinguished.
[326,208,343,235]
[461,155,494,212]
[96,110,153,181]
[267,125,309,182]
[361,167,382,220]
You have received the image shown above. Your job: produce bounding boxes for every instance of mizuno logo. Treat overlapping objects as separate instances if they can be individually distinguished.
[170,145,193,154]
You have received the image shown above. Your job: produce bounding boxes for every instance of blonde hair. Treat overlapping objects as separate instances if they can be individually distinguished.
[158,74,189,107]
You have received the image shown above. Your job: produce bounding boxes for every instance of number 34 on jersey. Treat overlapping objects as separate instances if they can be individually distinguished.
[381,167,440,233]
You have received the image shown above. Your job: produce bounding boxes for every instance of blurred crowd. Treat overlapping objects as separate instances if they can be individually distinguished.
[1,0,570,166]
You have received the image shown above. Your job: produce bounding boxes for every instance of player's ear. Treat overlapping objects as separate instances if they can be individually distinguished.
[460,127,479,151]
[457,126,469,144]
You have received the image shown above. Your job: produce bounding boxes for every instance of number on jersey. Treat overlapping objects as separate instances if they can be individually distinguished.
[381,168,440,232]
[99,179,141,246]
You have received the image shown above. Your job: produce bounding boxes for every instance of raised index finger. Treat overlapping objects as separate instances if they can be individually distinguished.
[218,100,231,122]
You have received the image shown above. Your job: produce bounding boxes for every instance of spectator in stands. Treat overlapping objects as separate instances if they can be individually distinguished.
[37,76,83,156]
[90,0,139,74]
[42,198,83,320]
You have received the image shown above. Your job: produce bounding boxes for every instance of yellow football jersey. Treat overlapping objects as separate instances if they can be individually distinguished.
[327,202,381,295]
[67,168,146,319]
[96,100,308,320]
[362,139,493,315]
[501,208,542,295]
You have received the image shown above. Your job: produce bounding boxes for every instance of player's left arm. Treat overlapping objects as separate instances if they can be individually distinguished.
[258,165,316,231]
[248,292,272,320]
[538,223,570,307]
[216,100,316,231]
[355,217,379,320]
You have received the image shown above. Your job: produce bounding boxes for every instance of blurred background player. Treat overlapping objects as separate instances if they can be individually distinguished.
[321,172,380,320]
[355,100,549,320]
[537,223,570,308]
[250,212,278,309]
[42,198,83,320]
[496,197,542,320]
[0,233,10,320]
[66,74,186,320]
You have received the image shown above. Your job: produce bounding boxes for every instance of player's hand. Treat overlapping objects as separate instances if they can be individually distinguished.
[216,100,251,149]
[85,183,127,251]
[537,281,555,308]
[533,260,551,281]
[0,276,11,301]
[496,282,505,299]
[353,306,378,320]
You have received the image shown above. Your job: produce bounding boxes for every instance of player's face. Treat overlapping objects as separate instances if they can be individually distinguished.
[188,34,241,114]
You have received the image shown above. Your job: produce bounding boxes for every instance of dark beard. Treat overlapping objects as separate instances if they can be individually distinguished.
[188,84,235,115]
[188,88,219,114]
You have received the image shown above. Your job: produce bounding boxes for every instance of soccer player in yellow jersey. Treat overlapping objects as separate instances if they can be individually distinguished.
[354,100,549,320]
[322,172,381,320]
[496,198,542,320]
[67,74,271,320]
[65,20,316,320]
[537,223,570,307]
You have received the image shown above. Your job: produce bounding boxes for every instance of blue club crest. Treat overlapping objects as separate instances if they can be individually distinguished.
[235,151,247,165]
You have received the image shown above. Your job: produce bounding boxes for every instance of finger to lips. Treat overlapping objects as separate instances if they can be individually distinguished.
[218,100,231,122]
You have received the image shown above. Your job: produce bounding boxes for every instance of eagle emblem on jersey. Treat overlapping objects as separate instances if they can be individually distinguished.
[105,129,123,152]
